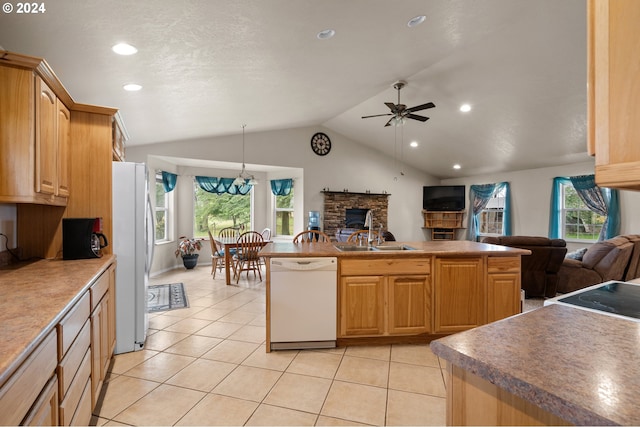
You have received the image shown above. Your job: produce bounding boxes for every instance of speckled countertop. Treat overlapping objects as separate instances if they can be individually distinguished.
[260,240,530,258]
[430,303,640,425]
[0,255,115,387]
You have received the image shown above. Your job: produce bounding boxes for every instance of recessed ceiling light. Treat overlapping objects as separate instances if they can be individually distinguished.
[123,83,142,91]
[453,164,461,170]
[112,43,138,55]
[459,103,472,112]
[407,15,426,28]
[317,29,335,40]
[410,141,418,148]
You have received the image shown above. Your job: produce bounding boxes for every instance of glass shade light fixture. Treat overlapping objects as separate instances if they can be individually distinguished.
[233,124,258,186]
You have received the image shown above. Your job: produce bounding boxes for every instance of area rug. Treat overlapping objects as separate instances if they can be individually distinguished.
[147,283,189,313]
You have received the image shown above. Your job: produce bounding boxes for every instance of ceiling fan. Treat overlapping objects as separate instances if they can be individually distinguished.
[362,80,435,127]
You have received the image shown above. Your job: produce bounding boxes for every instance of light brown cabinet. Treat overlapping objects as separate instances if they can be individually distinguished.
[589,0,640,190]
[339,258,431,337]
[22,376,59,426]
[0,330,58,426]
[90,264,116,407]
[0,69,69,205]
[433,258,484,333]
[486,257,521,323]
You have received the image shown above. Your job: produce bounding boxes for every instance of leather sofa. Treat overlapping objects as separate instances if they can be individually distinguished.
[482,236,567,298]
[557,234,640,294]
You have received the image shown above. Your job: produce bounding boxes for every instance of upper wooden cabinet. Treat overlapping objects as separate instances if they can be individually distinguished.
[0,67,69,205]
[35,77,70,198]
[589,0,640,190]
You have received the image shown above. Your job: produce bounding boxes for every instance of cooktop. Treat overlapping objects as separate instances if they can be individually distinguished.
[544,281,640,322]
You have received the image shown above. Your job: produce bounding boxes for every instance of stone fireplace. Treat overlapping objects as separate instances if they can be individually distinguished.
[322,191,390,240]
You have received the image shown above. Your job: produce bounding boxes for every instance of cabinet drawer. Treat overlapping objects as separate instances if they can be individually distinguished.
[58,320,90,398]
[68,378,91,426]
[59,349,91,426]
[341,258,431,276]
[487,256,520,273]
[0,330,58,426]
[58,291,90,359]
[90,270,109,310]
[22,374,58,426]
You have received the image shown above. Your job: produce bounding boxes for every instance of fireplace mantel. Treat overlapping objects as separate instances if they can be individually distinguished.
[321,191,390,196]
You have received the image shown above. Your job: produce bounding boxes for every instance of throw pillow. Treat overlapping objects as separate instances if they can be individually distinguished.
[566,247,587,261]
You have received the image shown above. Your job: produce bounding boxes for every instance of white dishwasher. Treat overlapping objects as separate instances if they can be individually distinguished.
[270,257,337,350]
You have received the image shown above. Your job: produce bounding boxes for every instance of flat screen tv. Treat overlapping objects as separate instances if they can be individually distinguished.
[423,185,465,211]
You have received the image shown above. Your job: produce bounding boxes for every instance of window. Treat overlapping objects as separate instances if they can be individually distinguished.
[274,186,294,236]
[478,187,506,236]
[155,173,170,241]
[193,182,251,238]
[561,183,606,241]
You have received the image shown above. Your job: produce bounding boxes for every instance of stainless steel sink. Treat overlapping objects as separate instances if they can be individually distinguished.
[373,245,417,251]
[333,244,417,252]
[333,245,375,251]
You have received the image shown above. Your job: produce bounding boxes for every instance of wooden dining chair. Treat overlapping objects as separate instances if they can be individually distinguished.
[218,226,240,257]
[208,230,226,279]
[233,231,264,283]
[347,229,381,244]
[292,230,331,243]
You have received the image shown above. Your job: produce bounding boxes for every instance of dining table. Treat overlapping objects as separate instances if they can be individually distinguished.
[214,235,271,285]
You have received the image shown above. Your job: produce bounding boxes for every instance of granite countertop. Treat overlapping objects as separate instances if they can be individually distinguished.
[260,240,530,258]
[430,303,640,425]
[0,255,115,387]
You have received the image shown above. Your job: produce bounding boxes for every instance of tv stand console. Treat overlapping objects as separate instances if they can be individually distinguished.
[422,210,465,240]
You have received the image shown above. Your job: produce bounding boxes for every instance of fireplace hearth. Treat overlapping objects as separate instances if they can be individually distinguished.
[322,191,389,240]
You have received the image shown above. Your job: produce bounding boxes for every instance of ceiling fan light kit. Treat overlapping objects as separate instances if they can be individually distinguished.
[361,80,435,127]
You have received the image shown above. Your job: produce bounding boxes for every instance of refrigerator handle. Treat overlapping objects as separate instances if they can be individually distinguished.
[146,192,155,273]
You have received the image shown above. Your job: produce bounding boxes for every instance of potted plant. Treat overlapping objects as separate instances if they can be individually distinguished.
[175,236,203,269]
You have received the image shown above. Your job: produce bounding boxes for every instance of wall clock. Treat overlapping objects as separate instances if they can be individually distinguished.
[310,132,331,156]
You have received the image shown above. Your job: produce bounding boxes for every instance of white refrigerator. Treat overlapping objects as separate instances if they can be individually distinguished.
[112,161,154,354]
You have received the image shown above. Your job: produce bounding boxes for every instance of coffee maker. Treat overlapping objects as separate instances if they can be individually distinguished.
[62,218,108,259]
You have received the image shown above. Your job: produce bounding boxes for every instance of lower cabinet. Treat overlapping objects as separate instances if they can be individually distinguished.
[486,256,521,323]
[339,258,431,338]
[433,257,484,333]
[22,375,59,426]
[0,260,116,426]
[90,263,116,408]
[0,331,58,426]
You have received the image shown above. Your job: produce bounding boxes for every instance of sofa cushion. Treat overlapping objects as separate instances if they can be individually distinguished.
[566,247,588,260]
[581,241,615,269]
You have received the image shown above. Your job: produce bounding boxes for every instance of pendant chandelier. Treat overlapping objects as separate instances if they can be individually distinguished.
[233,124,258,186]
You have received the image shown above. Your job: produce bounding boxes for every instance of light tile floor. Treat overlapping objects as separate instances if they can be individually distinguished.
[92,265,447,426]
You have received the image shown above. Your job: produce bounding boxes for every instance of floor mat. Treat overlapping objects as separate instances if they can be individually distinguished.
[147,283,189,313]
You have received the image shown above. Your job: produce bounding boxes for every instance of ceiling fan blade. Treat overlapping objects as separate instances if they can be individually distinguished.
[406,102,435,113]
[407,114,429,122]
[384,117,394,127]
[362,113,393,119]
[384,102,397,111]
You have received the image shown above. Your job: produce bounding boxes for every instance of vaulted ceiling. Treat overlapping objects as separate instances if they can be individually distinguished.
[0,0,589,178]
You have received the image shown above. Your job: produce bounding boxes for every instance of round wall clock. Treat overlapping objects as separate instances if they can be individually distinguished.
[310,132,331,156]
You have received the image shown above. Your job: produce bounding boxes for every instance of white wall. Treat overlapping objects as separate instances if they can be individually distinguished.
[442,160,640,251]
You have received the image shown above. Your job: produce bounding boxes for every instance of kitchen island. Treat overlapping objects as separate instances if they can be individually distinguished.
[430,303,640,425]
[260,240,529,351]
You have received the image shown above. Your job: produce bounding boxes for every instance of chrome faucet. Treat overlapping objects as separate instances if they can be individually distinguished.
[365,210,374,246]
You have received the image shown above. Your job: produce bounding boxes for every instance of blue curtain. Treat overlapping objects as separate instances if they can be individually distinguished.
[550,175,619,240]
[195,176,252,195]
[466,182,511,241]
[270,179,293,196]
[549,177,570,239]
[161,171,178,192]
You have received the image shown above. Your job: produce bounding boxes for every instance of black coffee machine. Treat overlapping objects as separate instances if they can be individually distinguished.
[62,218,108,260]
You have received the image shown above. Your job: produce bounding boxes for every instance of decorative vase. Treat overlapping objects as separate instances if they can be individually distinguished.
[182,254,199,269]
